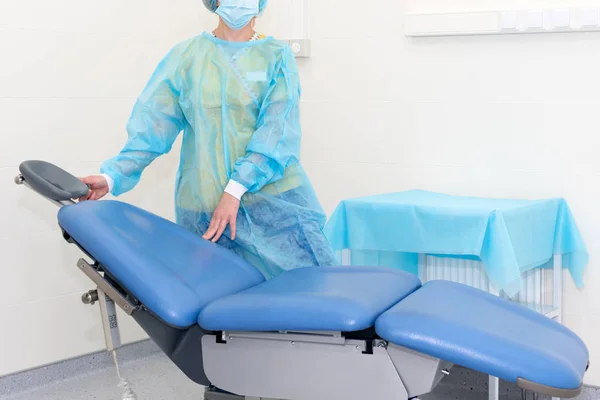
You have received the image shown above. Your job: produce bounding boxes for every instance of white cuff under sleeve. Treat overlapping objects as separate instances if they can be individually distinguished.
[224,179,248,200]
[101,173,114,193]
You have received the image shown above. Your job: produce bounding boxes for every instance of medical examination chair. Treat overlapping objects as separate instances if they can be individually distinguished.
[15,160,590,400]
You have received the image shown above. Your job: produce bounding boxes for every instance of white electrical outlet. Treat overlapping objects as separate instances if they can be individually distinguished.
[288,39,311,58]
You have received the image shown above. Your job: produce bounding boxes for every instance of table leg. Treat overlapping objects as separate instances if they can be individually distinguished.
[552,255,563,400]
[418,253,426,281]
[553,255,563,323]
[489,376,499,400]
[341,249,351,266]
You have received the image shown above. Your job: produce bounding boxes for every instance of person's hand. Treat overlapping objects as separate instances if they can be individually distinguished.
[203,193,241,242]
[78,175,109,201]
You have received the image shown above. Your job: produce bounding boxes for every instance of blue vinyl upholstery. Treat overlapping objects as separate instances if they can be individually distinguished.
[58,201,265,328]
[56,199,589,394]
[375,280,589,390]
[198,266,421,332]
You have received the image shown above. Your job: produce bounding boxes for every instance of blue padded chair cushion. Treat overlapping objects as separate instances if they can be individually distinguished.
[58,201,265,328]
[375,280,589,390]
[198,266,422,332]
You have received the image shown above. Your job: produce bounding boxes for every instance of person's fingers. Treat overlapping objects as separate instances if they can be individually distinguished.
[203,217,220,240]
[212,220,229,243]
[80,190,92,201]
[90,191,99,201]
[230,216,237,240]
[80,176,107,190]
[203,227,216,240]
[80,176,96,186]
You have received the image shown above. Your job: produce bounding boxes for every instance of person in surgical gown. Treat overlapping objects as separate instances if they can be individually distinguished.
[79,0,336,279]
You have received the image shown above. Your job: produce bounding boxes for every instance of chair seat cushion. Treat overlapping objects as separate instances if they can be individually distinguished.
[375,280,589,390]
[198,266,422,332]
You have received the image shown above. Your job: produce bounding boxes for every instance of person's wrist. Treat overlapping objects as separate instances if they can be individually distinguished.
[101,173,114,192]
[224,180,248,201]
[223,191,241,203]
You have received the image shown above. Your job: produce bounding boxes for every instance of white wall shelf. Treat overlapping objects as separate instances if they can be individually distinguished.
[405,7,600,37]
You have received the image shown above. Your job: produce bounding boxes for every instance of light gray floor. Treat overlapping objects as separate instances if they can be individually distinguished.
[0,352,203,400]
[0,350,489,400]
[1,347,596,400]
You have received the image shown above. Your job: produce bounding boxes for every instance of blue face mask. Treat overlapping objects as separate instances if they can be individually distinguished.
[216,0,260,30]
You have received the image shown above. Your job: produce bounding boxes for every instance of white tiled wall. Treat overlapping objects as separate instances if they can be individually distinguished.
[0,0,208,377]
[293,0,600,386]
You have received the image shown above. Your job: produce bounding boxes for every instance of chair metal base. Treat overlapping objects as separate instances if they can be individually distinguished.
[204,386,278,400]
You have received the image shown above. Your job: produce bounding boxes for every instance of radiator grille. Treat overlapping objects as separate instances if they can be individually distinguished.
[418,255,555,309]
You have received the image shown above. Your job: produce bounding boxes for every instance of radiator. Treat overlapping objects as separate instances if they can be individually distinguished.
[418,255,560,318]
[339,250,561,319]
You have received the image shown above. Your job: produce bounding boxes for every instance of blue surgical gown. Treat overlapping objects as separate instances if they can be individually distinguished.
[100,32,336,278]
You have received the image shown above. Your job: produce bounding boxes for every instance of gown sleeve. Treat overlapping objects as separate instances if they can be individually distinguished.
[230,46,302,194]
[100,43,187,196]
